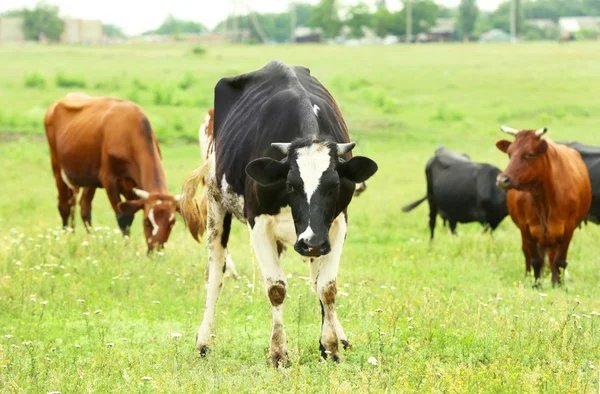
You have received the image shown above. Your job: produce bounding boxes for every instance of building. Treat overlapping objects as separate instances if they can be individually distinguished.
[0,17,24,44]
[61,17,103,45]
[558,17,600,34]
[430,18,456,42]
[526,18,556,31]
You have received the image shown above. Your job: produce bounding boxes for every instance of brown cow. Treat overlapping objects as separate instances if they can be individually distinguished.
[495,126,591,286]
[44,93,181,251]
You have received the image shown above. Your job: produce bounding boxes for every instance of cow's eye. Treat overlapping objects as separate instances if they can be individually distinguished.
[286,183,295,193]
[525,153,536,159]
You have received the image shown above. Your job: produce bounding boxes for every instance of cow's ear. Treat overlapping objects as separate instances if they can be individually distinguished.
[338,156,378,183]
[537,140,548,154]
[245,158,288,186]
[496,140,511,153]
[118,200,144,214]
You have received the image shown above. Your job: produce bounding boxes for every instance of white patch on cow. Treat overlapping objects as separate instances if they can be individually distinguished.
[156,200,162,205]
[313,104,320,116]
[298,224,315,243]
[272,207,296,245]
[169,213,175,222]
[148,208,159,236]
[220,175,245,222]
[60,169,76,191]
[296,143,331,204]
[199,112,212,161]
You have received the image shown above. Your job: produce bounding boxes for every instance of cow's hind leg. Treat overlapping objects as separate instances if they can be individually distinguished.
[249,215,289,368]
[52,168,78,230]
[196,199,230,355]
[80,187,96,233]
[428,198,437,240]
[315,213,348,362]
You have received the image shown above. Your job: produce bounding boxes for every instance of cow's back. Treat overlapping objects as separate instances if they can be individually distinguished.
[45,95,152,187]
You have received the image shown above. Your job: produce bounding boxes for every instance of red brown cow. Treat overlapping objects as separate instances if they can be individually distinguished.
[44,93,181,251]
[495,126,591,285]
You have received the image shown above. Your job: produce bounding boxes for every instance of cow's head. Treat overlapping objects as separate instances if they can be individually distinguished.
[495,126,549,191]
[117,189,181,252]
[246,139,378,257]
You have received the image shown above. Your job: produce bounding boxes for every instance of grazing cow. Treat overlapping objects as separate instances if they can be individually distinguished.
[181,61,378,366]
[561,142,600,224]
[403,147,508,239]
[495,126,591,285]
[44,93,181,252]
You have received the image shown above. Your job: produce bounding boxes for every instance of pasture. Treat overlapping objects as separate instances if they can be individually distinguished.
[1,42,600,392]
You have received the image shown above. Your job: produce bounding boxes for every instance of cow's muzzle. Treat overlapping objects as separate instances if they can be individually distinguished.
[496,174,511,190]
[294,238,331,257]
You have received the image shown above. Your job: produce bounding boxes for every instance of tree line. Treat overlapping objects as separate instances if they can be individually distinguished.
[2,0,599,44]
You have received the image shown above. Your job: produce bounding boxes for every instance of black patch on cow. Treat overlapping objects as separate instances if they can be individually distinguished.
[561,141,600,224]
[220,212,232,248]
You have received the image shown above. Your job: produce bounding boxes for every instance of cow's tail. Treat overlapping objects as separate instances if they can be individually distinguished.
[402,196,427,212]
[180,163,209,243]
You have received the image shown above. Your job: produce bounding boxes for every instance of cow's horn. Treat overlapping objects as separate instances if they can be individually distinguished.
[271,143,291,155]
[535,127,548,137]
[174,194,182,202]
[133,188,150,200]
[500,125,519,135]
[337,142,356,156]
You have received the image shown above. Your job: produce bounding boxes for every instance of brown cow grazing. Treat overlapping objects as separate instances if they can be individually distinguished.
[495,126,591,286]
[44,93,181,251]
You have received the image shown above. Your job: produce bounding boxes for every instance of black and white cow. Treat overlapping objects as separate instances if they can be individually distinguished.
[402,147,508,239]
[181,61,378,367]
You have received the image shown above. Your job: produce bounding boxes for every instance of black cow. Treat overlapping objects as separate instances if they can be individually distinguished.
[403,147,508,239]
[180,61,378,367]
[562,141,600,224]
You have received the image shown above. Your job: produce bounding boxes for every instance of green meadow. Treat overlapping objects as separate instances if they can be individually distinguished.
[1,42,600,392]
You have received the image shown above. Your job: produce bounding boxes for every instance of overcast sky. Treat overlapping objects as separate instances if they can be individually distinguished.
[0,0,504,35]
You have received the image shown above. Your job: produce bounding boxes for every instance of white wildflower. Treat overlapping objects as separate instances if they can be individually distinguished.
[367,356,378,366]
[106,343,114,347]
[171,333,182,338]
[94,310,101,314]
[141,376,153,381]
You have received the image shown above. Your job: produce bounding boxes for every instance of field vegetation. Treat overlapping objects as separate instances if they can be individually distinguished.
[1,42,600,392]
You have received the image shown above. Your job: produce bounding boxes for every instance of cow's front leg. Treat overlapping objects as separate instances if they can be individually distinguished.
[249,215,289,368]
[315,213,349,362]
[196,198,230,355]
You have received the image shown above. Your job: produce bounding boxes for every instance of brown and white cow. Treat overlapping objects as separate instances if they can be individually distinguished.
[44,93,181,251]
[495,126,591,285]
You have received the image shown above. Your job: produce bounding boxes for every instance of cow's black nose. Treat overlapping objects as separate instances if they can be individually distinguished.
[294,238,331,257]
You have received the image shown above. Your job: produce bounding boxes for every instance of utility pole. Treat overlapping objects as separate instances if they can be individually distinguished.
[405,0,412,43]
[289,0,296,43]
[510,0,517,43]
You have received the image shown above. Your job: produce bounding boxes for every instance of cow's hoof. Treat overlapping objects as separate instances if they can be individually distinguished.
[319,342,341,363]
[341,339,352,351]
[271,352,290,368]
[196,341,210,357]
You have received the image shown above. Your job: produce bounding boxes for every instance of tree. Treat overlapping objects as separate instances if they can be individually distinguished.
[458,0,478,40]
[103,24,126,38]
[307,0,342,39]
[21,2,64,42]
[345,3,373,38]
[144,14,207,36]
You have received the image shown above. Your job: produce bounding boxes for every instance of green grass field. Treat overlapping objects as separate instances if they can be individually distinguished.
[1,42,600,393]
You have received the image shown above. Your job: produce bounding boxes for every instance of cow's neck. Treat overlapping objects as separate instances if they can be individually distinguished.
[136,149,168,193]
[529,156,556,233]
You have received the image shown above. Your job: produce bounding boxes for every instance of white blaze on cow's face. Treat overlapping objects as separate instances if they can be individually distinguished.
[245,139,379,258]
